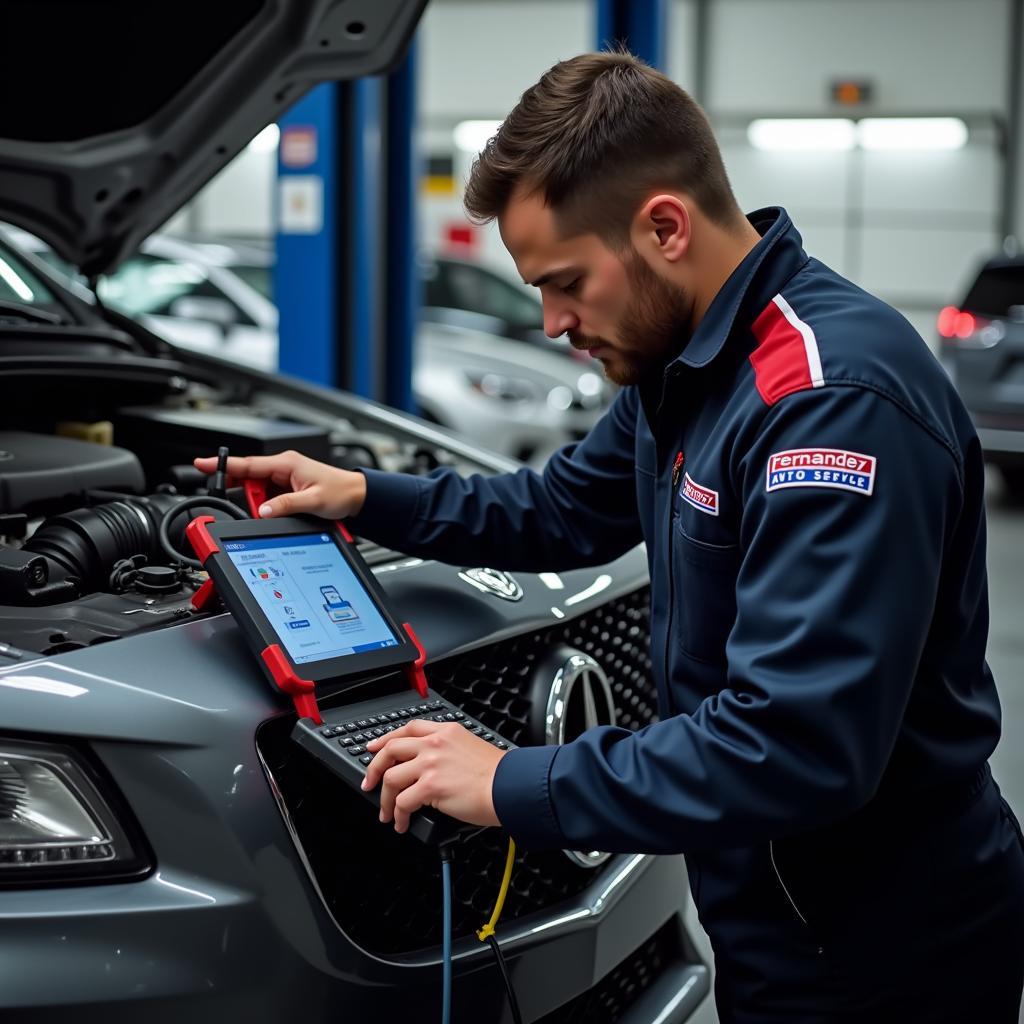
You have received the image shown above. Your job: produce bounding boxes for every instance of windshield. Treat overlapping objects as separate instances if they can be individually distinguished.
[230,263,272,301]
[0,240,58,306]
[98,254,212,316]
[963,264,1024,318]
[428,260,543,329]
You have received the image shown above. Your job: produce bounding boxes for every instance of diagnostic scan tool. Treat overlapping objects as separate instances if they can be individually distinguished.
[186,513,514,844]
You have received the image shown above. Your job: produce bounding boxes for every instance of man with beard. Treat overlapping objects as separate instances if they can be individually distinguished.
[196,52,1024,1023]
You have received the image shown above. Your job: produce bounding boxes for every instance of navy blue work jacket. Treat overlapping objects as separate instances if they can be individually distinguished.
[352,206,1000,858]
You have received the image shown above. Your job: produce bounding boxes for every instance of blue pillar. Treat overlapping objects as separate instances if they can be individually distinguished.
[384,42,419,414]
[596,0,668,70]
[345,77,384,401]
[275,85,340,387]
[275,46,419,410]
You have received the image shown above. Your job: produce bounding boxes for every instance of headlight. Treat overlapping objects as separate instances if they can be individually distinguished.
[465,371,541,403]
[0,739,150,886]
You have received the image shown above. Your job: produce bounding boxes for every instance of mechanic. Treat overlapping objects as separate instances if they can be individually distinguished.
[197,52,1024,1023]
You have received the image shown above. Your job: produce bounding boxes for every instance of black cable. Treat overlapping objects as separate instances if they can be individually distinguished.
[108,554,147,592]
[485,935,523,1024]
[211,446,230,499]
[157,496,248,570]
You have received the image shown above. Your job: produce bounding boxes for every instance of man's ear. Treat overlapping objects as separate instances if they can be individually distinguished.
[632,194,691,264]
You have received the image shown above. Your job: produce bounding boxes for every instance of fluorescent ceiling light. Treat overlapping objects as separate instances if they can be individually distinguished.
[248,124,280,154]
[454,120,502,153]
[748,118,855,151]
[857,117,967,151]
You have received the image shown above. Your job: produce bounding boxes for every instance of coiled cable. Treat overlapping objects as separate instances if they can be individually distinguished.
[157,496,248,570]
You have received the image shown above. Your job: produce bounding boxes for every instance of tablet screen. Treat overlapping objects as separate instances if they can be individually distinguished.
[223,532,400,665]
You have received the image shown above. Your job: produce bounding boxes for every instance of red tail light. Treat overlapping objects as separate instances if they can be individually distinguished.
[937,306,990,343]
[937,305,959,338]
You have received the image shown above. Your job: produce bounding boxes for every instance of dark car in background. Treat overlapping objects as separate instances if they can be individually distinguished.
[939,256,1024,498]
[0,2,706,1022]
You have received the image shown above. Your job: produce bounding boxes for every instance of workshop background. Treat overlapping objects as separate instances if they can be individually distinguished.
[2,1,1021,1020]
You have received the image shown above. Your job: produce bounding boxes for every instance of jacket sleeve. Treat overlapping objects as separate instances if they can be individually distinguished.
[347,388,644,571]
[493,384,963,853]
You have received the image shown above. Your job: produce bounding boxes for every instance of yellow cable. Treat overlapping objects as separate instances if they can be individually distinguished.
[477,838,516,941]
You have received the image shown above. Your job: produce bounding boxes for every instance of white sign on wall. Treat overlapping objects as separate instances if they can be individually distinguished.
[281,125,318,168]
[278,175,324,234]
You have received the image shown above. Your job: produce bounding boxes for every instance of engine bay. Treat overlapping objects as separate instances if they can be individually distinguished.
[0,364,478,659]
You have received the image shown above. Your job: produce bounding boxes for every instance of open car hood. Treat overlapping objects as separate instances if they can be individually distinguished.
[0,0,426,278]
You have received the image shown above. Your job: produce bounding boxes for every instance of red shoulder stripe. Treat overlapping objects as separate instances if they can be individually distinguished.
[750,294,824,406]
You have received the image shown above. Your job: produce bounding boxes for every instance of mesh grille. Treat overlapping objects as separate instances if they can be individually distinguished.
[535,918,681,1023]
[427,587,658,743]
[257,586,656,956]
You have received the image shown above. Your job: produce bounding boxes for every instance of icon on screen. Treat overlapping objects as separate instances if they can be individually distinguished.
[320,585,359,624]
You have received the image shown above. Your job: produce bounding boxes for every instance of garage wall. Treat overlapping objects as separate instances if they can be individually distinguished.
[705,0,1007,114]
[418,0,592,119]
[173,0,1022,348]
[701,0,1010,343]
[416,0,1015,346]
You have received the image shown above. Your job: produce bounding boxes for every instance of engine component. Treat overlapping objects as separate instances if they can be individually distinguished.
[0,589,198,654]
[0,433,144,514]
[133,565,182,595]
[155,494,247,570]
[55,420,114,446]
[20,493,234,602]
[114,406,331,475]
[0,547,71,605]
[332,443,380,472]
[0,515,27,541]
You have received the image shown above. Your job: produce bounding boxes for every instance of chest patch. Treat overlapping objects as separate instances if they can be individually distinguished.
[766,448,876,496]
[680,472,720,516]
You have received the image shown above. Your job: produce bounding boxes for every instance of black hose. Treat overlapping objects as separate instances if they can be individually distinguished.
[485,935,523,1024]
[157,496,248,570]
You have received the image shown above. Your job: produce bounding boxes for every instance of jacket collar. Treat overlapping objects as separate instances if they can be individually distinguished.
[672,207,808,370]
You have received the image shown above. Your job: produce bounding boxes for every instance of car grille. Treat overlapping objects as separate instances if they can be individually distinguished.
[535,917,682,1023]
[257,586,657,956]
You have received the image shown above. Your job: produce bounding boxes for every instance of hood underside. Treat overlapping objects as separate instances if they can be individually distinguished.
[0,0,426,277]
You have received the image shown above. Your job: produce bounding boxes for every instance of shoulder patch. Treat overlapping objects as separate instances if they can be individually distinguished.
[750,294,825,406]
[766,448,876,496]
[680,472,719,516]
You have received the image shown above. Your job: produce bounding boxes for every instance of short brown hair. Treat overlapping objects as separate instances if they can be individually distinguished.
[464,50,743,245]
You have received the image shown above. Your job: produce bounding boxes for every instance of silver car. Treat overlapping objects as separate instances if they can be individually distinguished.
[0,2,708,1021]
[9,229,610,467]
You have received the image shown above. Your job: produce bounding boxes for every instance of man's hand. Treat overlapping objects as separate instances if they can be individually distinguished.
[192,450,366,520]
[361,719,507,834]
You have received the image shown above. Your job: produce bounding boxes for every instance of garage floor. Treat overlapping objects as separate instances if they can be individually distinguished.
[684,471,1024,1024]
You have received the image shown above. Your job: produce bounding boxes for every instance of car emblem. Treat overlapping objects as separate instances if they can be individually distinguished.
[545,652,617,869]
[457,567,523,602]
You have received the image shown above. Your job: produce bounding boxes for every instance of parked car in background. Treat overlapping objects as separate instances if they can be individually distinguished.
[420,252,592,362]
[938,256,1024,498]
[3,229,611,466]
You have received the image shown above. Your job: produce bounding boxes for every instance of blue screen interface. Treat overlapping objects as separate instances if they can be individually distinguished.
[223,533,399,665]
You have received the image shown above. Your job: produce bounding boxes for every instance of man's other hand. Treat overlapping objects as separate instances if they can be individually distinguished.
[193,450,366,520]
[361,719,507,834]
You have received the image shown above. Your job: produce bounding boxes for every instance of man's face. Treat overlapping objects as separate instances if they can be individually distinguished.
[499,189,692,385]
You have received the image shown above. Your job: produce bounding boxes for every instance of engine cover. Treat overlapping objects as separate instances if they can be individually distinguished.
[0,432,144,514]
